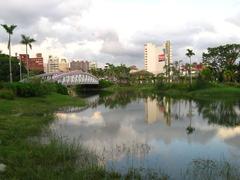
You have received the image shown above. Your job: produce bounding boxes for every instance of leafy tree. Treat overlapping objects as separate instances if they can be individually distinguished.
[1,24,17,83]
[202,44,240,82]
[186,49,195,85]
[223,69,235,82]
[20,34,36,78]
[130,70,154,84]
[0,54,27,82]
[200,68,213,81]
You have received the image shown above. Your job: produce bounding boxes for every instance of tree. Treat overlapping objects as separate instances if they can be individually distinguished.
[202,44,240,82]
[223,69,235,82]
[20,34,36,78]
[1,24,17,83]
[200,68,213,81]
[0,53,27,82]
[186,49,195,85]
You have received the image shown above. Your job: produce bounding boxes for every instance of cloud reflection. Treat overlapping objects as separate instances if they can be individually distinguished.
[55,111,105,126]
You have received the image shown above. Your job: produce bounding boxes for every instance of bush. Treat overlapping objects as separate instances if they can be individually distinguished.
[55,83,68,95]
[224,82,240,88]
[188,76,212,91]
[0,89,15,100]
[0,82,3,89]
[6,82,42,97]
[5,81,68,97]
[156,82,189,91]
[99,79,114,88]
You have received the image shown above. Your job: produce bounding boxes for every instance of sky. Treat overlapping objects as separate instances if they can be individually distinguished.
[0,0,240,68]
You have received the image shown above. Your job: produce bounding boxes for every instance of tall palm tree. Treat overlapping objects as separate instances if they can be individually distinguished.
[186,49,195,85]
[1,24,17,83]
[20,34,36,78]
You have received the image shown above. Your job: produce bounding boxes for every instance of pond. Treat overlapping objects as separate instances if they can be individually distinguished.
[50,91,240,179]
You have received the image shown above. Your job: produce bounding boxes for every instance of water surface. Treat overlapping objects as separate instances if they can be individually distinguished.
[50,92,240,179]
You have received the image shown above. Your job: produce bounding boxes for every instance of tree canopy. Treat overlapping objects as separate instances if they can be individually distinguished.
[0,53,27,82]
[20,34,36,50]
[202,44,240,81]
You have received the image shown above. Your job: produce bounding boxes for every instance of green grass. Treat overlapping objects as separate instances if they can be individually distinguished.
[189,87,240,97]
[0,93,169,179]
[0,93,108,179]
[156,86,240,100]
[107,83,240,99]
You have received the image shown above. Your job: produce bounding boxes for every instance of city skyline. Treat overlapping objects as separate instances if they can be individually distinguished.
[0,0,240,68]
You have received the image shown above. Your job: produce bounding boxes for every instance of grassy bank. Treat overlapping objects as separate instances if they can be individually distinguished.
[0,93,110,179]
[0,93,170,179]
[105,83,240,99]
[158,85,240,99]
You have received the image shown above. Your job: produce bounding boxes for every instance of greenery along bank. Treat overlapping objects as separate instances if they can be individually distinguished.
[0,81,172,179]
[0,83,123,179]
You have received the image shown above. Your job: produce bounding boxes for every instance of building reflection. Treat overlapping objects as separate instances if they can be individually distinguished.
[144,97,172,126]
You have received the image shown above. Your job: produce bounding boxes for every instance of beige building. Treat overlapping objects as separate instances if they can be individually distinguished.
[59,59,69,72]
[47,56,69,73]
[70,61,89,72]
[47,56,59,73]
[89,61,97,70]
[144,97,171,126]
[144,41,172,75]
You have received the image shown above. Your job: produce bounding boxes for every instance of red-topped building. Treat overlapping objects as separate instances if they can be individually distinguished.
[19,53,44,73]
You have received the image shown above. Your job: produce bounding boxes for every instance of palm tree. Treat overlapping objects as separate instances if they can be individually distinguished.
[1,24,17,83]
[186,49,195,85]
[20,34,36,78]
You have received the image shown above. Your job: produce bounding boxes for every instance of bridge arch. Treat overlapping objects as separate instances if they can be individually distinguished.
[24,70,99,86]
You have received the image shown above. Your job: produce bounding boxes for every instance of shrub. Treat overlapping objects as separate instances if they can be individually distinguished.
[0,82,3,89]
[55,83,68,95]
[5,82,57,97]
[156,82,189,91]
[224,82,240,88]
[99,79,114,88]
[3,81,69,97]
[188,76,212,91]
[8,82,43,97]
[0,89,15,100]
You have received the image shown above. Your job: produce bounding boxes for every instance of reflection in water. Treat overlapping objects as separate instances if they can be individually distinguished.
[145,97,172,126]
[52,91,240,179]
[196,99,240,127]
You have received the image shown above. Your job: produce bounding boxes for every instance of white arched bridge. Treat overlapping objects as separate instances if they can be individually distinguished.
[32,70,99,86]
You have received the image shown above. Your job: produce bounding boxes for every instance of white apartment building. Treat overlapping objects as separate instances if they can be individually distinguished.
[144,41,172,75]
[47,56,59,73]
[47,56,69,73]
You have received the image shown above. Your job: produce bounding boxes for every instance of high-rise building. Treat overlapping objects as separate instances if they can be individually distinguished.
[47,56,59,73]
[70,61,89,72]
[19,53,44,73]
[59,59,69,72]
[46,56,70,73]
[144,41,172,75]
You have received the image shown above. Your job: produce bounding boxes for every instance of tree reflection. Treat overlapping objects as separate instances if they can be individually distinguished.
[195,99,240,127]
[97,91,240,127]
[98,91,142,109]
[186,100,195,135]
